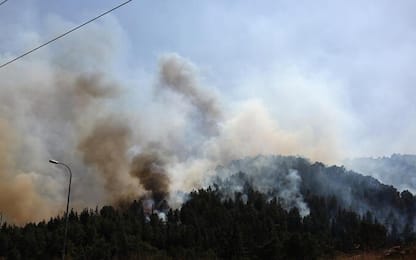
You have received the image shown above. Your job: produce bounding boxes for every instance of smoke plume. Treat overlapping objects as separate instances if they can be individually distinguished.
[213,157,310,217]
[158,53,222,135]
[0,119,54,224]
[130,152,170,203]
[0,17,371,224]
[78,118,138,203]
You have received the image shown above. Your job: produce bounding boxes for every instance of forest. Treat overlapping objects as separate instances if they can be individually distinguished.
[0,187,414,259]
[1,156,416,259]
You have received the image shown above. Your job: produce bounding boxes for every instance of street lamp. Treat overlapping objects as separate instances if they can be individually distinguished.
[49,159,72,260]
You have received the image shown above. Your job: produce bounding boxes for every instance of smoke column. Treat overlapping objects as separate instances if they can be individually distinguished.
[0,17,347,224]
[0,119,54,224]
[78,118,139,203]
[158,53,222,136]
[129,152,170,203]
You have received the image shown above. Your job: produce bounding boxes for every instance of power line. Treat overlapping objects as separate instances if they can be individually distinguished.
[0,0,8,7]
[0,0,132,69]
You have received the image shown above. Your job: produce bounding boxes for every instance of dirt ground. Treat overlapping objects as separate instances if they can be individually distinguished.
[335,243,416,259]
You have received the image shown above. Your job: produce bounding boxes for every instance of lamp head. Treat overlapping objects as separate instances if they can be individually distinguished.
[49,159,59,164]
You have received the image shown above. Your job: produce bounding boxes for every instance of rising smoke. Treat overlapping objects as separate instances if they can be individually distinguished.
[0,18,353,224]
[129,152,170,204]
[78,118,137,203]
[0,119,54,223]
[157,53,222,136]
[212,156,310,217]
[344,154,416,193]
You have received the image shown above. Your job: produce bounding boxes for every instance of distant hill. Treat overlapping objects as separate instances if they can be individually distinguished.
[344,154,416,193]
[211,155,416,232]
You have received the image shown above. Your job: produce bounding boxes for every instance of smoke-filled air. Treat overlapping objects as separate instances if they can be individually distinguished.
[0,41,326,223]
[1,1,416,233]
[3,2,416,259]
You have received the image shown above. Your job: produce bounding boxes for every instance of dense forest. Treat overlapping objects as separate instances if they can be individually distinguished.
[0,187,402,259]
[1,156,416,259]
[214,156,416,232]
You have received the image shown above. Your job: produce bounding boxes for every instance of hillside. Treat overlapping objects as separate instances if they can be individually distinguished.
[1,155,415,259]
[344,154,416,193]
[213,155,416,232]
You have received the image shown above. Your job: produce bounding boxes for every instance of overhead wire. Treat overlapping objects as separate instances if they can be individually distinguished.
[0,0,8,7]
[0,0,132,69]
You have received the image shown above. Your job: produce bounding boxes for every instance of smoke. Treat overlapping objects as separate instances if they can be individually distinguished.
[74,73,119,101]
[0,14,379,224]
[129,152,170,203]
[344,154,416,193]
[212,157,310,217]
[280,169,309,216]
[158,53,222,135]
[0,16,130,224]
[0,44,341,223]
[0,119,55,224]
[78,118,138,203]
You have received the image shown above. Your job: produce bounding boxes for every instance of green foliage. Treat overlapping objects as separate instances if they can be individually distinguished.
[0,187,412,259]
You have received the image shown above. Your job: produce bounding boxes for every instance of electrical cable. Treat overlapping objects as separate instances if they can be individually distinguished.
[0,0,132,69]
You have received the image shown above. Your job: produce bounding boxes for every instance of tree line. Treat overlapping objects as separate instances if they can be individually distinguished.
[1,183,414,259]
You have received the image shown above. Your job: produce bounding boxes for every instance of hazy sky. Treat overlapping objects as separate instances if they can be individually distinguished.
[1,0,416,158]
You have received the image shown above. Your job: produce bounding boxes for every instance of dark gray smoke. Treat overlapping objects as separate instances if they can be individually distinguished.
[129,152,170,203]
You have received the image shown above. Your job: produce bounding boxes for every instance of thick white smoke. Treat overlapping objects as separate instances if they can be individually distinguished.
[211,157,310,217]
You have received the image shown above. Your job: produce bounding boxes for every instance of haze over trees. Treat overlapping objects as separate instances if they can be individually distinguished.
[345,154,416,193]
[1,156,415,259]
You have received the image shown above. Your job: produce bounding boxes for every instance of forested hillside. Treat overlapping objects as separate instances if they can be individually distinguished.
[345,154,416,193]
[0,188,396,259]
[1,156,415,259]
[214,156,416,232]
